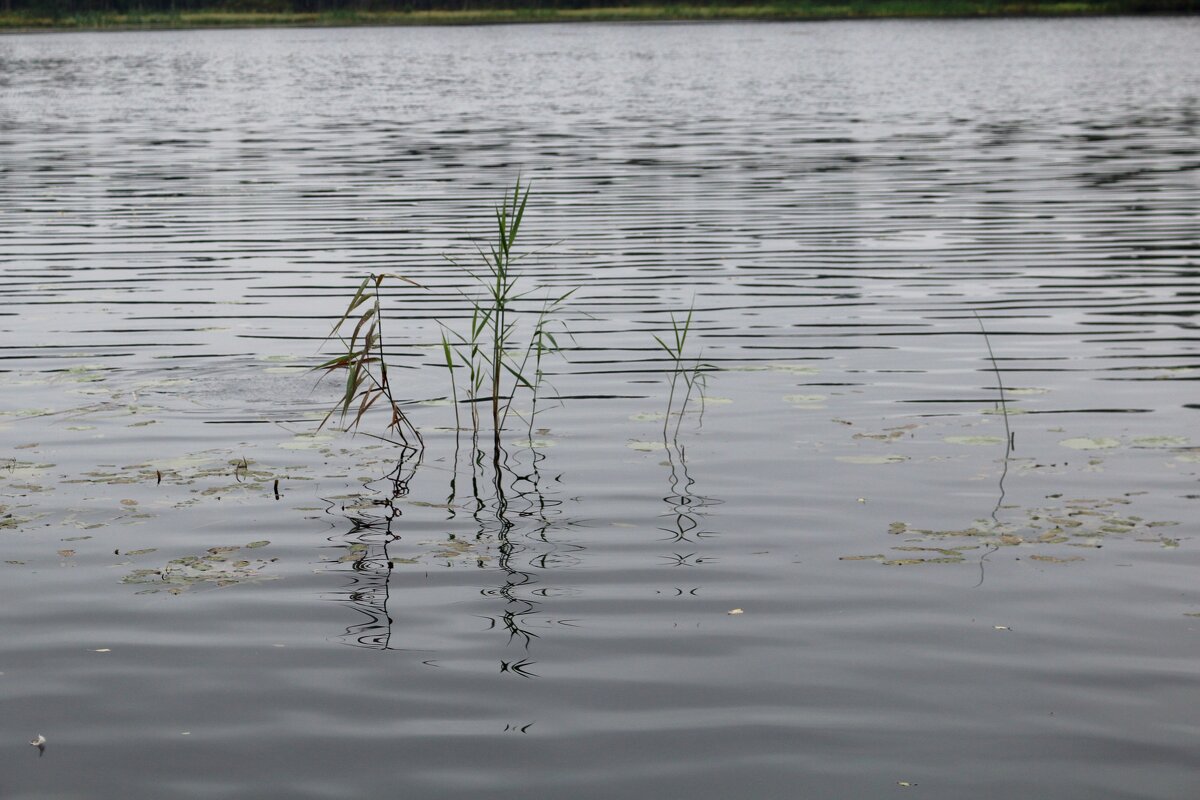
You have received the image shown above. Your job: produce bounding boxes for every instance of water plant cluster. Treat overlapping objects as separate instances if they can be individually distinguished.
[316,179,667,460]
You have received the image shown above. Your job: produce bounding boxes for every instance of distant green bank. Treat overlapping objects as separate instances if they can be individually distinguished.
[1,0,1196,31]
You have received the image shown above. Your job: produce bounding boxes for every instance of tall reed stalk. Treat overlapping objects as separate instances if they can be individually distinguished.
[655,305,709,440]
[441,178,573,452]
[314,272,423,451]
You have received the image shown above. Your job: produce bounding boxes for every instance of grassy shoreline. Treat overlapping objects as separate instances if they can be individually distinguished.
[1,1,1195,31]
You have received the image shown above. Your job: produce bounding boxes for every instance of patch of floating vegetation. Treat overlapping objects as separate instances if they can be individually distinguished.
[853,423,919,443]
[944,436,1006,446]
[1130,436,1190,449]
[121,541,276,595]
[420,536,491,565]
[1060,437,1122,451]
[628,440,667,452]
[783,394,826,409]
[769,363,819,375]
[842,495,1180,566]
[510,439,556,449]
[62,364,109,383]
[836,454,908,465]
[279,433,337,451]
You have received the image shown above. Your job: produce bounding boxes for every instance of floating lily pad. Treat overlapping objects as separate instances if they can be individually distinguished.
[627,441,666,452]
[279,434,336,451]
[944,436,1006,446]
[1130,436,1189,449]
[512,439,556,449]
[122,544,278,594]
[769,363,819,375]
[836,454,907,465]
[1059,437,1121,450]
[783,394,826,408]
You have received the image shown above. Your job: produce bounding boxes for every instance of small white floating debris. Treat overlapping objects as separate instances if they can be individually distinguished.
[857,497,867,504]
[897,781,916,788]
[727,608,744,615]
[993,625,1011,631]
[92,648,111,653]
[29,734,46,748]
[181,731,191,736]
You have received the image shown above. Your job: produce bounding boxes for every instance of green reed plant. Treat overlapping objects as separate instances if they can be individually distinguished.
[315,272,423,451]
[655,304,712,439]
[441,178,573,450]
[319,179,572,454]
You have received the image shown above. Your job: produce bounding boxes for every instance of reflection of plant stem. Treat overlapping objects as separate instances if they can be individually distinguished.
[333,449,420,649]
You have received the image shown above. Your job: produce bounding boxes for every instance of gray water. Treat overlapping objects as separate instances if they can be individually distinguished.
[1,17,1199,799]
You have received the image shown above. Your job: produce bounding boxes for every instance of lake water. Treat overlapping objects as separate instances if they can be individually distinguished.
[1,17,1199,799]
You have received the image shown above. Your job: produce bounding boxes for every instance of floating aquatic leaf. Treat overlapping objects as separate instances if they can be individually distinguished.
[629,412,667,422]
[783,394,826,408]
[1059,437,1120,450]
[627,440,666,452]
[840,554,885,561]
[1029,555,1083,563]
[836,455,907,465]
[769,363,819,375]
[1130,436,1189,448]
[279,433,336,451]
[854,430,906,442]
[894,545,973,556]
[123,546,277,593]
[944,435,1005,446]
[245,541,270,549]
[125,548,157,556]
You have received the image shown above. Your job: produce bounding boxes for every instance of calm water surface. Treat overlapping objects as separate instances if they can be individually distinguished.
[1,18,1199,799]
